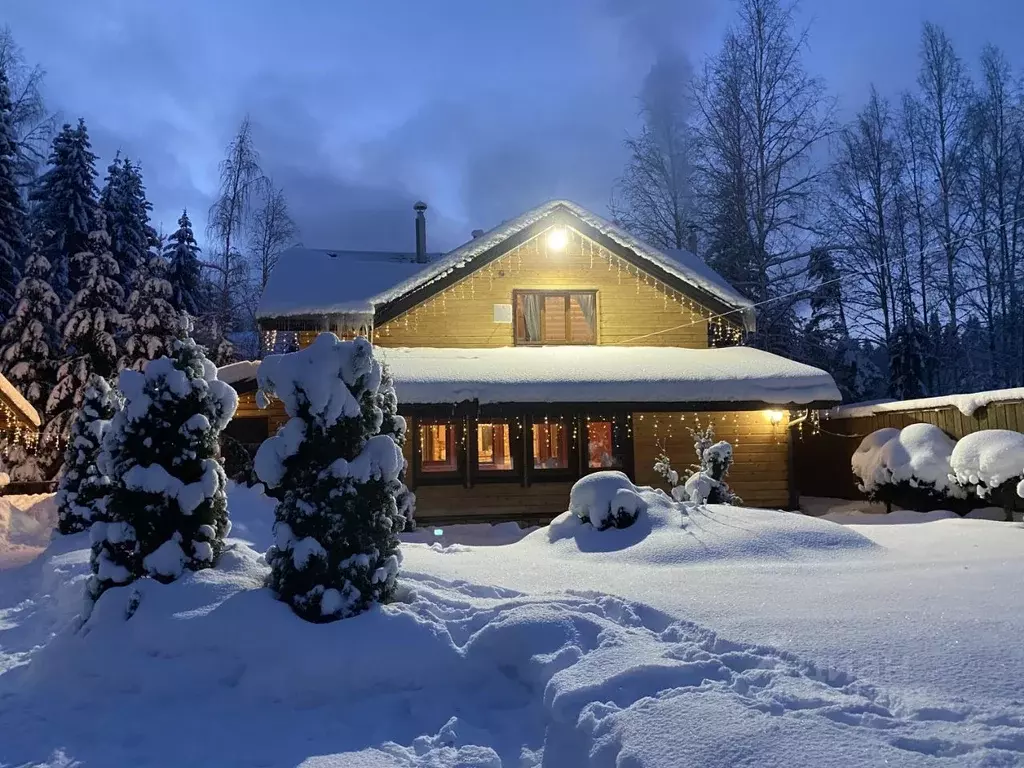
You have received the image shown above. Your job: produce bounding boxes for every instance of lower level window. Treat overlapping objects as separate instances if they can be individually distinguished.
[420,423,458,473]
[477,422,514,471]
[587,420,623,469]
[533,420,569,470]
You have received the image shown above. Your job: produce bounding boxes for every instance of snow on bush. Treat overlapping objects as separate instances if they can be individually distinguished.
[90,331,237,601]
[851,424,967,512]
[55,376,121,535]
[377,364,415,531]
[569,471,647,530]
[950,430,1024,522]
[255,333,405,622]
[653,421,739,505]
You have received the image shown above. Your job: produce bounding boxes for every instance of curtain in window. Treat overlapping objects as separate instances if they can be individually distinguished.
[575,294,596,337]
[523,294,542,341]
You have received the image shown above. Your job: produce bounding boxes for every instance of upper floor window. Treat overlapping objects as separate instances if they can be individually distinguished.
[514,290,597,345]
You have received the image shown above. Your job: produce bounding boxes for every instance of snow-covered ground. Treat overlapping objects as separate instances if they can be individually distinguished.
[1,485,1022,766]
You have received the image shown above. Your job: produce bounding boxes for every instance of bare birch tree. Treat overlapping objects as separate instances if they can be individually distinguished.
[249,181,297,292]
[0,27,56,190]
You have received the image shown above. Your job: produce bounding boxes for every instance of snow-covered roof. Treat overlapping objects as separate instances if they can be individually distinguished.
[256,248,440,319]
[827,387,1024,420]
[376,346,839,406]
[0,373,40,428]
[217,361,260,386]
[375,200,756,330]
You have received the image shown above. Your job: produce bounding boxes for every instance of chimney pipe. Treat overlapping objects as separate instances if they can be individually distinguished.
[685,223,698,255]
[414,201,428,262]
[471,229,484,239]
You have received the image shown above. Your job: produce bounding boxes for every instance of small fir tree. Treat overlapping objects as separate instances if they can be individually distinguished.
[255,333,404,622]
[164,209,204,318]
[29,119,99,300]
[42,221,125,473]
[0,241,59,412]
[90,328,238,600]
[55,376,120,534]
[377,365,416,530]
[0,66,26,320]
[121,252,183,371]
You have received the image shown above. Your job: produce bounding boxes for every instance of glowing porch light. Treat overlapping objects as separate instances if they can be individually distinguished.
[765,410,785,425]
[546,227,568,252]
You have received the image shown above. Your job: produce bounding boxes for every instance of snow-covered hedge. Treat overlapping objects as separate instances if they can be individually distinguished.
[255,333,405,622]
[950,430,1024,522]
[851,423,967,513]
[569,471,647,530]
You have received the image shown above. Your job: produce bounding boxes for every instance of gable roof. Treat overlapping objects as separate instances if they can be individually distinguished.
[256,248,440,320]
[256,200,756,331]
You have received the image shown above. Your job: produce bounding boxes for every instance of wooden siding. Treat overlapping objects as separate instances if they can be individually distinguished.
[374,228,721,349]
[794,399,1024,500]
[633,410,792,509]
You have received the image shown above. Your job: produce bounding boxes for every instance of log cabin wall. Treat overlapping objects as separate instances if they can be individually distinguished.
[373,228,718,349]
[632,410,792,509]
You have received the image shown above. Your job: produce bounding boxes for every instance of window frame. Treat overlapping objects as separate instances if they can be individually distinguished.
[525,414,581,483]
[581,414,633,476]
[469,416,524,483]
[412,418,466,486]
[512,289,598,346]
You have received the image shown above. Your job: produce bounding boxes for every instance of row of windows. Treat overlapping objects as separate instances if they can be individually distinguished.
[412,415,631,486]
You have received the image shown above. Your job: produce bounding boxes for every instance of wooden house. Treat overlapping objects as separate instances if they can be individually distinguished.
[226,200,840,524]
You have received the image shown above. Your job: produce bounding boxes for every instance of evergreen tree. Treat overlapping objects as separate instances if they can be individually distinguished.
[0,66,26,320]
[55,376,120,534]
[90,329,238,600]
[101,158,158,294]
[0,240,58,412]
[888,319,927,399]
[255,333,404,622]
[164,209,203,317]
[378,365,416,530]
[29,119,99,299]
[121,252,182,371]
[42,220,124,473]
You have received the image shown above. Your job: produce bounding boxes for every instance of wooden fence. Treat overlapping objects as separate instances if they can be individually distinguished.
[793,396,1024,502]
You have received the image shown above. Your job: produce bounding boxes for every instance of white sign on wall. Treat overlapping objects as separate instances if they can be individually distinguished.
[493,303,513,323]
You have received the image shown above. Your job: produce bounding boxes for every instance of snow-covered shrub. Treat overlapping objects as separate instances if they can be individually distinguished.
[569,471,646,530]
[950,430,1024,522]
[89,332,238,601]
[377,364,415,531]
[55,376,121,535]
[851,423,967,513]
[653,422,740,505]
[255,333,404,622]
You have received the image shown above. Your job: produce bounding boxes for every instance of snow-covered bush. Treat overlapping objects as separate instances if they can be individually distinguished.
[653,422,739,505]
[569,470,647,530]
[950,430,1024,522]
[851,424,967,513]
[89,332,238,601]
[55,376,121,535]
[255,333,404,622]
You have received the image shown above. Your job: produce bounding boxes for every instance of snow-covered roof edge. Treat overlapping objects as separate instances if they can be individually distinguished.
[826,387,1024,420]
[373,200,757,331]
[217,360,260,385]
[0,372,40,427]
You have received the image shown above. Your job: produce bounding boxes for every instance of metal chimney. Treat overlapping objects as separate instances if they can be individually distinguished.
[685,223,698,254]
[414,201,428,262]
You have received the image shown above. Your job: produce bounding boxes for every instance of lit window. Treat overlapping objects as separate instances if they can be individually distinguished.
[587,421,622,469]
[533,420,569,470]
[420,423,458,473]
[477,422,514,472]
[515,291,597,344]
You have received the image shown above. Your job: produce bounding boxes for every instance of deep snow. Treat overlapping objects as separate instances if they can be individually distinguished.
[0,485,1022,767]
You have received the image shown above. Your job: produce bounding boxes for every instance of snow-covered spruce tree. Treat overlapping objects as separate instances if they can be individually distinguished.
[121,252,183,371]
[41,221,124,475]
[377,364,416,530]
[90,329,238,598]
[29,119,99,300]
[0,240,59,412]
[164,209,204,318]
[101,157,159,294]
[55,376,120,534]
[0,66,26,321]
[255,333,404,622]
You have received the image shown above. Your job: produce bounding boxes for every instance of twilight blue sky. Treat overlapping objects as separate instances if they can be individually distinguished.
[4,0,1024,254]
